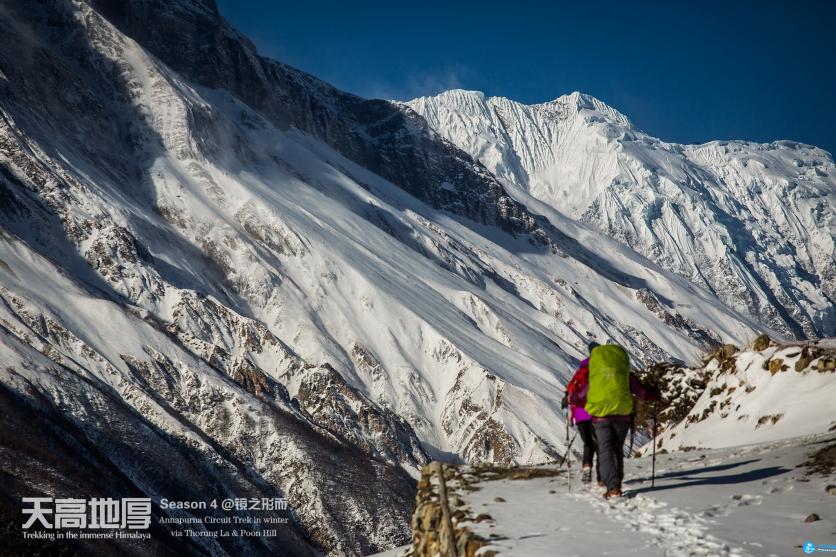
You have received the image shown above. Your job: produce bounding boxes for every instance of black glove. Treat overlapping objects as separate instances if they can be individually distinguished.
[561,393,568,409]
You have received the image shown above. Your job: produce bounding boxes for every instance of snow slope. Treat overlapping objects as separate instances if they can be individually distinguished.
[406,90,836,339]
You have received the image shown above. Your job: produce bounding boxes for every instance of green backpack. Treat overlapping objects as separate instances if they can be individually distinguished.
[585,344,633,417]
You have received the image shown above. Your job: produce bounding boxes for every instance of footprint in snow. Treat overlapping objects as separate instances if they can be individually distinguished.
[730,494,762,507]
[583,490,752,556]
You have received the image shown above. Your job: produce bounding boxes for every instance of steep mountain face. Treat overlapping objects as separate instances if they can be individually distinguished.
[406,90,836,340]
[0,1,803,555]
[87,0,549,243]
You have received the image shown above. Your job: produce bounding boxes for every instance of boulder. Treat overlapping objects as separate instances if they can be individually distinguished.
[752,334,771,351]
[795,348,813,372]
[718,344,739,360]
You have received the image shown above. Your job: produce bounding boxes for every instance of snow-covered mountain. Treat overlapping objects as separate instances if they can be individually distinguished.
[406,89,836,339]
[0,1,831,555]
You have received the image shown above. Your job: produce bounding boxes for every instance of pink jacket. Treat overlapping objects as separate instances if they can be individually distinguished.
[568,359,592,424]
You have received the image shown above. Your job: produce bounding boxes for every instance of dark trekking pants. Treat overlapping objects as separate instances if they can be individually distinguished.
[594,419,630,491]
[576,420,600,481]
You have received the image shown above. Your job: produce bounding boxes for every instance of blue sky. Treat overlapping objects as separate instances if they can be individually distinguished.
[216,0,836,154]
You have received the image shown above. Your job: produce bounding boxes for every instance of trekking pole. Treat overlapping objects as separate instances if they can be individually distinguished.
[567,435,572,493]
[557,430,578,468]
[565,405,571,491]
[565,405,570,454]
[651,411,657,488]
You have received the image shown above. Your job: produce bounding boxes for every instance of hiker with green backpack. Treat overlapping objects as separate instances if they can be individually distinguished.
[585,343,660,499]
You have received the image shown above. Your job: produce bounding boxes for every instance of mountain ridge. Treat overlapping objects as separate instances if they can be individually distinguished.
[405,88,835,339]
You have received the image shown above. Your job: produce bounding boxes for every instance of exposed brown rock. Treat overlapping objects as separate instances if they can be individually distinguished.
[804,443,836,476]
[752,333,771,351]
[718,344,739,360]
[795,347,813,372]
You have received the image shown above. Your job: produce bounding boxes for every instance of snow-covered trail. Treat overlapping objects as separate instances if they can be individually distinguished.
[464,475,668,556]
[375,433,835,556]
[620,435,835,557]
[580,484,750,557]
[465,470,749,557]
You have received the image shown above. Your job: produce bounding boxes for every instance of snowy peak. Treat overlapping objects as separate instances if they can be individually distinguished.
[536,90,633,127]
[407,89,836,339]
[403,89,635,213]
[409,89,632,129]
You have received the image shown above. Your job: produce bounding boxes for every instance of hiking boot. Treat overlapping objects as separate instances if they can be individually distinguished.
[603,488,623,499]
[597,481,606,488]
[581,465,592,483]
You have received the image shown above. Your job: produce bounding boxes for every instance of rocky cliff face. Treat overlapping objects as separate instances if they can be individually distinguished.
[87,0,555,245]
[0,0,809,555]
[407,90,836,339]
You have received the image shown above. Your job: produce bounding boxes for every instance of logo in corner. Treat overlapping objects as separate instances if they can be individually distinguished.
[803,541,816,554]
